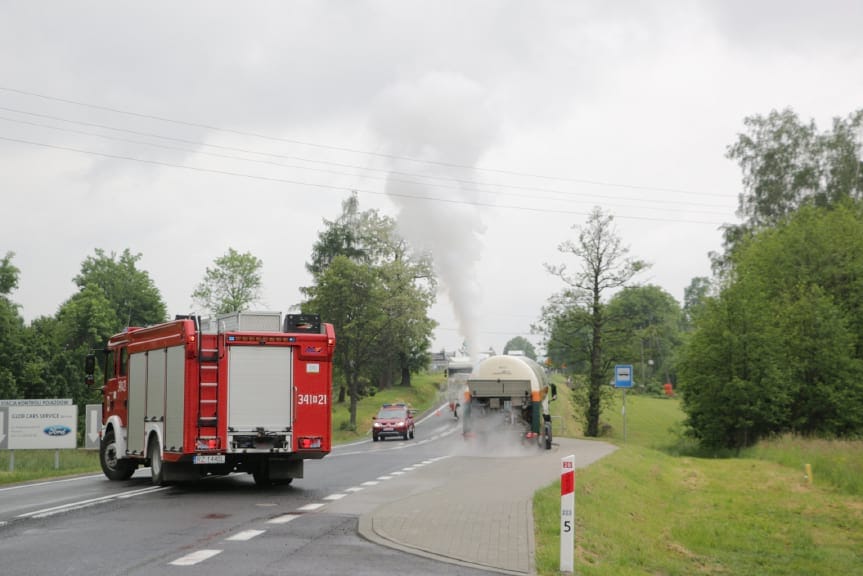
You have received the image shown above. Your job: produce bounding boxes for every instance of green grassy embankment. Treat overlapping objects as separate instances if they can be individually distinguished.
[0,449,101,484]
[330,371,445,444]
[533,384,863,575]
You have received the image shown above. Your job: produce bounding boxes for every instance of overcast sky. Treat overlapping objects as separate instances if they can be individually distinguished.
[2,1,861,357]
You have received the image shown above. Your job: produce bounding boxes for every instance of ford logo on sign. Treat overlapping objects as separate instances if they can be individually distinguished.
[43,425,72,437]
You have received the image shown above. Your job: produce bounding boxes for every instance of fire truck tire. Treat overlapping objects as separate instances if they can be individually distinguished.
[253,464,294,487]
[100,428,135,481]
[252,466,271,486]
[148,437,167,485]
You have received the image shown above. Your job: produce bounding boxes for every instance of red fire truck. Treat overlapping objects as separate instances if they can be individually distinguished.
[85,311,336,486]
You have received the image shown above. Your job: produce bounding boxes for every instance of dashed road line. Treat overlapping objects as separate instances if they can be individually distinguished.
[226,529,265,541]
[165,457,450,567]
[170,549,222,566]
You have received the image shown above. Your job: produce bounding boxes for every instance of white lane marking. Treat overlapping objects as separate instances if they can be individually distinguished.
[323,493,346,501]
[170,550,222,566]
[402,467,416,471]
[226,530,265,542]
[344,486,363,493]
[377,475,393,480]
[0,474,105,493]
[297,502,325,512]
[391,471,405,476]
[16,486,167,519]
[361,480,379,486]
[268,514,299,525]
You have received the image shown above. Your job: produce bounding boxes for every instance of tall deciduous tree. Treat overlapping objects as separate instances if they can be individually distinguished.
[680,202,863,449]
[302,194,437,429]
[543,207,648,437]
[75,248,167,330]
[503,336,537,361]
[304,256,385,428]
[192,248,263,315]
[605,285,683,393]
[718,108,863,270]
[0,252,24,398]
[0,251,19,295]
[54,250,166,407]
[682,276,711,330]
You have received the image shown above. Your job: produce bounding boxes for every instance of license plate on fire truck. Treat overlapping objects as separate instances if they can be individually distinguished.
[193,454,226,464]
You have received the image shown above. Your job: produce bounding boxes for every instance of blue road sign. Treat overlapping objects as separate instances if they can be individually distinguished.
[614,364,633,388]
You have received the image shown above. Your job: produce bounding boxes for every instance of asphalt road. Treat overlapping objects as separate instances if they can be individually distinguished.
[0,411,497,576]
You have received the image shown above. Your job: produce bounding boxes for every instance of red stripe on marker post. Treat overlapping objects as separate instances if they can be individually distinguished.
[561,468,574,495]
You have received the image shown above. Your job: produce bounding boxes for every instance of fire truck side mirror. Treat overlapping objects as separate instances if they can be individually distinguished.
[84,353,96,386]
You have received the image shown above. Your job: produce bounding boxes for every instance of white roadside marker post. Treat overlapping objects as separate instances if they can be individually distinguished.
[561,453,575,573]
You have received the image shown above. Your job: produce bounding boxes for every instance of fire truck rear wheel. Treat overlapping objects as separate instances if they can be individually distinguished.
[148,437,166,485]
[253,467,271,486]
[100,428,135,481]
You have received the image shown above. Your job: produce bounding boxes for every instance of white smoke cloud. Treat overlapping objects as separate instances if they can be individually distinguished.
[370,72,500,358]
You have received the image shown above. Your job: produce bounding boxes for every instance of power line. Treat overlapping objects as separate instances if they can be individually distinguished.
[0,104,733,209]
[0,113,733,216]
[0,134,729,225]
[0,85,734,199]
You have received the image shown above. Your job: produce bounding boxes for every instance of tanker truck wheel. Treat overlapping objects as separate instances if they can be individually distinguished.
[100,428,135,481]
[543,422,553,450]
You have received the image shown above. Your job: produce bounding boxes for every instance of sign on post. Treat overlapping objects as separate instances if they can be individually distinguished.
[0,399,77,449]
[560,454,575,573]
[614,364,633,388]
[614,365,633,441]
[85,404,103,450]
[0,406,8,450]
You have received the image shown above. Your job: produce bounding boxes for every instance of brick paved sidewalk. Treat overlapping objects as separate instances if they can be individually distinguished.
[359,437,616,574]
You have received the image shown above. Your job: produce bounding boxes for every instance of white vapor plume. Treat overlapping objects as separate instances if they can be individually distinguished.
[370,72,499,358]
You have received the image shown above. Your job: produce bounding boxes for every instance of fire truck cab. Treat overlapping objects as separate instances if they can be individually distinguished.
[86,311,335,486]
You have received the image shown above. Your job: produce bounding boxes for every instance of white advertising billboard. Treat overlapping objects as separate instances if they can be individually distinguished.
[4,403,77,449]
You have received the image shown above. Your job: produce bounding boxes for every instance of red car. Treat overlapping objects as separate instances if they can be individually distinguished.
[372,403,415,441]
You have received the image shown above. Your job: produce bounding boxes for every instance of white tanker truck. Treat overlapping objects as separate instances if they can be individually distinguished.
[462,354,556,450]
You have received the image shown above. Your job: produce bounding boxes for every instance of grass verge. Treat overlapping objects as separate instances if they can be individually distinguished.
[533,388,863,575]
[330,371,445,444]
[0,449,101,485]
